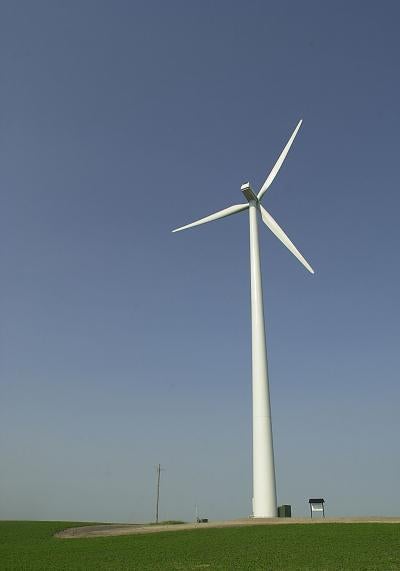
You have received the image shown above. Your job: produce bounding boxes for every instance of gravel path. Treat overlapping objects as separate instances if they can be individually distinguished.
[55,517,400,538]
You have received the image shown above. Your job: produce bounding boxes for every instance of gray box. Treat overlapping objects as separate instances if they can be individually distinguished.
[278,504,291,518]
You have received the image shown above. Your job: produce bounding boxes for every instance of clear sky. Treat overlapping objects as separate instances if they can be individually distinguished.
[1,0,399,523]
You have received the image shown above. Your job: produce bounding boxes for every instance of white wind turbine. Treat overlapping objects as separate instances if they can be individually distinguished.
[172,120,314,518]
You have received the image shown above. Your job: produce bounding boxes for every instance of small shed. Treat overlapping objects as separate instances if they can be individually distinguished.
[308,498,325,518]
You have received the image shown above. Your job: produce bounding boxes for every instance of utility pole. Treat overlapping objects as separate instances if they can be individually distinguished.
[155,464,164,524]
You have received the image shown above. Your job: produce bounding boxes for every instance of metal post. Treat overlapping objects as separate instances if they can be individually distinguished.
[155,464,162,524]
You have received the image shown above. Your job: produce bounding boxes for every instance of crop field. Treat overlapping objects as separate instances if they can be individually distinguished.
[0,520,400,570]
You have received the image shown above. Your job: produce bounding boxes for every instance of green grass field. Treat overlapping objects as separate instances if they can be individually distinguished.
[0,521,399,570]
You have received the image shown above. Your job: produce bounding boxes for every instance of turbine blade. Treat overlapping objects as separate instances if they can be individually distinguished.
[258,120,302,201]
[172,203,248,233]
[259,205,314,274]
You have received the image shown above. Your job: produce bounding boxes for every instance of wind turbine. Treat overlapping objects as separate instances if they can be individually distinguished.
[172,120,314,518]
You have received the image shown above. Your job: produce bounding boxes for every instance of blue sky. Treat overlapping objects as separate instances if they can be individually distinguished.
[1,0,399,522]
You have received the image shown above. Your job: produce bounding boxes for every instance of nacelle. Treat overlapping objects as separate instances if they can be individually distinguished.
[241,182,258,203]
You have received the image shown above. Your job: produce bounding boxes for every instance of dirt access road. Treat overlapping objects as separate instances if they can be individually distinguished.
[56,517,400,538]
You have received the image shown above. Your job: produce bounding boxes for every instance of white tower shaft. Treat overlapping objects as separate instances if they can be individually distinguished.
[249,201,277,518]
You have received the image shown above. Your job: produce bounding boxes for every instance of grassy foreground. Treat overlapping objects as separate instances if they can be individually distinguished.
[0,521,400,570]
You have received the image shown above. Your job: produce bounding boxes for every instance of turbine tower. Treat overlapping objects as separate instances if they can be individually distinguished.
[172,120,314,518]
